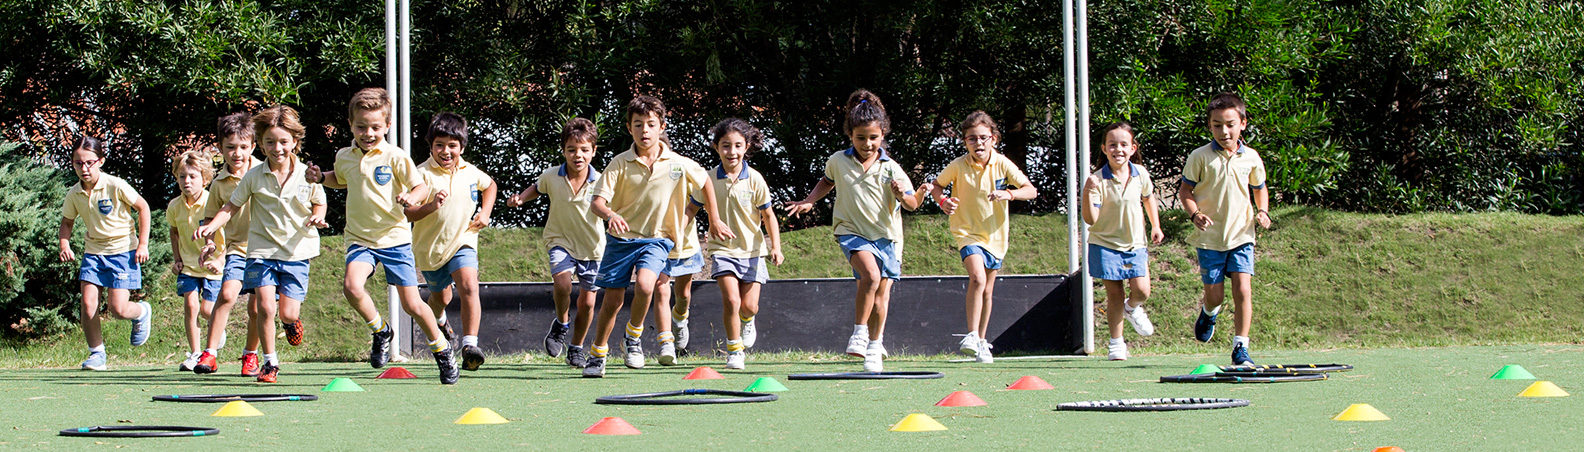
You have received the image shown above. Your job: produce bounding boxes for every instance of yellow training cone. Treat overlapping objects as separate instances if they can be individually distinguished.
[1332,403,1389,421]
[211,400,264,417]
[454,407,510,424]
[889,413,947,432]
[1518,381,1569,398]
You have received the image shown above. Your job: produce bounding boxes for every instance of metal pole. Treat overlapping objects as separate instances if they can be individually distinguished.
[399,0,412,154]
[384,0,397,146]
[1063,0,1084,354]
[1076,0,1094,355]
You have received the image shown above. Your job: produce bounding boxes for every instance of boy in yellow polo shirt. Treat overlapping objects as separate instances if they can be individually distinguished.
[584,95,728,377]
[505,117,604,368]
[406,112,496,373]
[167,150,225,372]
[59,136,154,371]
[307,88,456,384]
[930,111,1037,364]
[703,118,784,370]
[194,112,265,376]
[1178,92,1272,366]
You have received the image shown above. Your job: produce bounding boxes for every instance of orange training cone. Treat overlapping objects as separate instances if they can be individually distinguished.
[1007,376,1054,390]
[935,390,987,407]
[1333,404,1390,421]
[377,366,417,379]
[1373,447,1405,452]
[583,417,641,435]
[683,367,724,380]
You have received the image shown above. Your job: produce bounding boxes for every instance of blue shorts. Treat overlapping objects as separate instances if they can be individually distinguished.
[244,258,310,301]
[1088,244,1149,281]
[711,255,768,284]
[222,254,254,295]
[177,274,221,302]
[79,251,142,290]
[837,235,900,281]
[596,235,673,289]
[663,252,706,277]
[1197,243,1256,285]
[960,245,1004,271]
[421,247,478,291]
[346,244,421,287]
[549,246,600,288]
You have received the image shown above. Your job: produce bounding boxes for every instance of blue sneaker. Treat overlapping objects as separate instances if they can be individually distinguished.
[129,301,152,346]
[1231,344,1254,366]
[1193,309,1218,343]
[81,351,107,371]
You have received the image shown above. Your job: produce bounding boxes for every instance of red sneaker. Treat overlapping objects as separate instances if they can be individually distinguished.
[240,353,261,377]
[284,320,305,346]
[192,351,218,374]
[256,362,278,383]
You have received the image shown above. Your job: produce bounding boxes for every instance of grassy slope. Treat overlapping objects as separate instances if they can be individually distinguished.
[3,208,1582,368]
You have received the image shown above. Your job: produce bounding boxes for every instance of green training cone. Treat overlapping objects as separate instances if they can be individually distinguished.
[322,377,366,392]
[1490,365,1536,380]
[744,377,789,392]
[1190,364,1220,375]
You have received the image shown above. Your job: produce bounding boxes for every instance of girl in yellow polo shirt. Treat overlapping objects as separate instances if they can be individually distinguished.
[787,90,932,372]
[930,111,1037,364]
[704,118,784,370]
[1081,122,1163,361]
[59,136,154,371]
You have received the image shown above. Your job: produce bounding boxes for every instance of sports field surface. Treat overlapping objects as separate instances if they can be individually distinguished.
[3,345,1579,450]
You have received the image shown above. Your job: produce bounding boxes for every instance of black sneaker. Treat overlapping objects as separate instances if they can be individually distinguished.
[544,320,568,358]
[1193,309,1219,343]
[370,328,393,368]
[461,344,485,371]
[582,355,605,378]
[566,345,589,368]
[435,348,459,385]
[439,320,455,343]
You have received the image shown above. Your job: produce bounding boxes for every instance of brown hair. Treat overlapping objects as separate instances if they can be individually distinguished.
[1206,92,1248,121]
[709,118,765,157]
[1098,121,1144,165]
[216,111,254,141]
[958,110,999,138]
[843,89,890,135]
[171,150,217,183]
[252,105,307,154]
[625,95,667,125]
[72,136,107,159]
[561,117,598,147]
[348,87,393,122]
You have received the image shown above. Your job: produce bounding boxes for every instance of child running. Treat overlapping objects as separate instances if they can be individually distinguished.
[651,148,712,366]
[704,118,783,370]
[1081,121,1162,361]
[505,117,605,368]
[406,112,496,372]
[167,150,225,371]
[196,105,327,383]
[194,112,266,376]
[786,89,931,372]
[59,136,154,371]
[930,111,1037,364]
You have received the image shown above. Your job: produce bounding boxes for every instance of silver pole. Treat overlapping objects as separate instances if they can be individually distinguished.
[384,0,397,146]
[1076,0,1094,355]
[399,0,412,154]
[1063,0,1083,353]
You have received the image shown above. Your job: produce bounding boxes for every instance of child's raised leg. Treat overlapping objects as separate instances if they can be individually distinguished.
[342,262,387,326]
[845,251,883,357]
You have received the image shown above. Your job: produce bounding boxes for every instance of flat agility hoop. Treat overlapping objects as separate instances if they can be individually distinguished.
[151,394,319,403]
[787,371,945,380]
[1160,373,1328,383]
[594,389,778,405]
[1057,398,1249,412]
[1219,364,1352,373]
[59,426,219,438]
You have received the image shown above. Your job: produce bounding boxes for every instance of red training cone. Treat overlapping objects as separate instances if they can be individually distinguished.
[683,367,724,380]
[1007,376,1054,390]
[377,367,417,379]
[935,390,987,407]
[583,417,641,435]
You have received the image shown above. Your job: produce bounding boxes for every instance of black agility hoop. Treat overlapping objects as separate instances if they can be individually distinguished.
[59,426,219,438]
[151,394,319,403]
[1057,398,1249,412]
[786,371,945,380]
[1219,363,1353,373]
[1160,373,1328,383]
[594,389,779,405]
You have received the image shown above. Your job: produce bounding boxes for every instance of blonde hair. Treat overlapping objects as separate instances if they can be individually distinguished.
[349,87,393,121]
[171,150,217,183]
[251,105,307,154]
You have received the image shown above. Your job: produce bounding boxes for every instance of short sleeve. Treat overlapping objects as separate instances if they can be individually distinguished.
[1003,159,1032,188]
[1249,158,1267,188]
[309,183,327,205]
[394,154,420,190]
[889,162,915,196]
[1180,152,1202,186]
[592,165,619,202]
[754,175,772,210]
[115,178,140,206]
[203,187,224,217]
[164,203,177,225]
[476,170,493,191]
[332,149,352,185]
[1140,171,1154,198]
[229,177,253,207]
[822,156,837,182]
[62,194,78,219]
[1085,179,1103,207]
[935,161,959,191]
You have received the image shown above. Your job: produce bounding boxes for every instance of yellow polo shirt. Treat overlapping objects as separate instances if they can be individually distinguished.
[537,164,605,261]
[333,141,419,249]
[230,158,326,261]
[1085,163,1153,252]
[1181,141,1266,251]
[412,157,494,271]
[591,143,695,241]
[167,191,222,279]
[705,165,773,258]
[823,148,913,244]
[662,159,709,259]
[205,157,263,257]
[62,174,141,255]
[935,153,1031,258]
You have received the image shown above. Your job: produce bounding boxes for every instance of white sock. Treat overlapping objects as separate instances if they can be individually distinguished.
[438,312,448,324]
[89,345,106,354]
[871,336,884,346]
[1203,305,1222,316]
[462,335,478,348]
[244,349,257,356]
[264,353,278,366]
[1109,337,1125,347]
[1233,336,1250,349]
[852,324,868,336]
[204,348,217,355]
[1123,299,1136,313]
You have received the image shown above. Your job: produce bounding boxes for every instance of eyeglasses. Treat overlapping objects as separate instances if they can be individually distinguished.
[71,159,101,168]
[964,135,996,143]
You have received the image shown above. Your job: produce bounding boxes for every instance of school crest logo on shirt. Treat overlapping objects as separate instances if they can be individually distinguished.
[374,165,393,185]
[298,184,312,204]
[735,189,753,207]
[669,164,683,181]
[470,183,480,202]
[995,178,1010,190]
[96,199,112,215]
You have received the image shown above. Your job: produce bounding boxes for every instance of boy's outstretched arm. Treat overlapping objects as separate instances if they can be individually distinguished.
[404,189,446,222]
[197,203,236,241]
[307,163,347,189]
[505,184,541,207]
[396,182,429,208]
[784,178,834,217]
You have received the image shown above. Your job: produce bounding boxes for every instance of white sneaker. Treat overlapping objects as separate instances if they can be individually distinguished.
[863,343,884,372]
[1124,304,1155,336]
[725,350,746,370]
[658,340,677,366]
[1108,341,1129,361]
[741,319,757,349]
[623,335,645,369]
[178,352,199,371]
[674,318,690,350]
[957,332,979,356]
[975,340,994,363]
[845,332,869,357]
